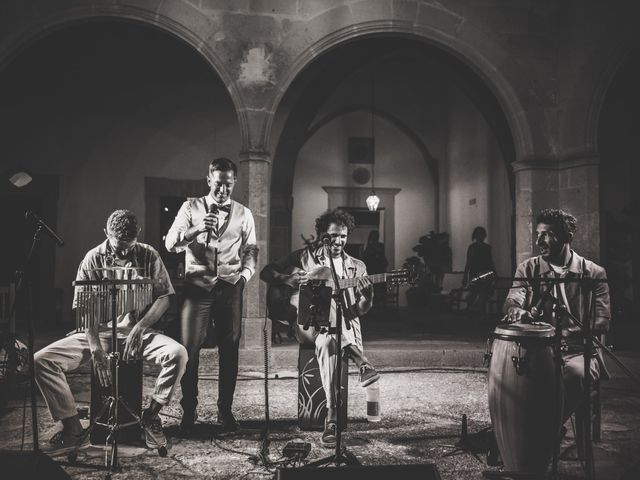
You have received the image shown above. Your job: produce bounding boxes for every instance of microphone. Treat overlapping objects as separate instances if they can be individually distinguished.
[206,203,218,247]
[319,233,332,246]
[25,210,64,246]
[469,271,495,284]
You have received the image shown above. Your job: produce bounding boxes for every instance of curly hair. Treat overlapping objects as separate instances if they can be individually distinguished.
[106,209,139,241]
[535,208,577,243]
[315,209,356,236]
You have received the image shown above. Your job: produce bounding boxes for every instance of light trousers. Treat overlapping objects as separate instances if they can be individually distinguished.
[34,330,187,421]
[311,317,363,410]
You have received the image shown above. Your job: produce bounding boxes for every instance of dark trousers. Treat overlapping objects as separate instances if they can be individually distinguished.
[179,280,244,414]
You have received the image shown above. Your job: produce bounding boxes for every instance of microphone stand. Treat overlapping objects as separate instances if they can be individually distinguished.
[17,223,44,453]
[305,243,360,468]
[7,213,62,458]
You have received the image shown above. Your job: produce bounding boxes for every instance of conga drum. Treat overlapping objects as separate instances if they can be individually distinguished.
[487,322,563,475]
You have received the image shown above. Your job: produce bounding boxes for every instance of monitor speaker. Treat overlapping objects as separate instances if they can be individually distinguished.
[275,463,441,480]
[0,450,71,479]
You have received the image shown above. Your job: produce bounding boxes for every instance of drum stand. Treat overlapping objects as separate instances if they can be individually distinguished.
[303,246,360,468]
[65,280,166,480]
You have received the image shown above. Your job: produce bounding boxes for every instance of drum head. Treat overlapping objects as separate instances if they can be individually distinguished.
[494,322,554,338]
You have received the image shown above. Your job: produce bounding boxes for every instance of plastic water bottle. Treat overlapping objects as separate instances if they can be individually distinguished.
[366,381,381,422]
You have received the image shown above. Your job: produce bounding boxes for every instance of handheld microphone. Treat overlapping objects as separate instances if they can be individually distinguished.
[25,210,64,246]
[206,204,218,247]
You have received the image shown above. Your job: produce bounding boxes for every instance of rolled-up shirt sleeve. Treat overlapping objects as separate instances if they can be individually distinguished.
[503,261,531,313]
[240,208,258,282]
[165,201,192,253]
[592,266,611,333]
[72,255,94,310]
[148,247,175,300]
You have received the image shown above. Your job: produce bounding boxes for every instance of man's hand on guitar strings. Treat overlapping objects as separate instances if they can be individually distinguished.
[284,271,307,289]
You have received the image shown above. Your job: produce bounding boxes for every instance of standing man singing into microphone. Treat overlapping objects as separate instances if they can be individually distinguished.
[503,208,610,423]
[165,157,258,433]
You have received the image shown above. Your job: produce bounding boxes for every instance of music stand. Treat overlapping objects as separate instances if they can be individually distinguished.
[67,276,166,479]
[304,246,361,468]
[297,282,331,331]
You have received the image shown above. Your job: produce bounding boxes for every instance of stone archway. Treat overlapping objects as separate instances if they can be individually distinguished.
[268,35,517,282]
[0,19,241,325]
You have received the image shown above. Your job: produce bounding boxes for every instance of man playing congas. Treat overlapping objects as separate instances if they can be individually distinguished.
[34,210,187,453]
[503,208,611,423]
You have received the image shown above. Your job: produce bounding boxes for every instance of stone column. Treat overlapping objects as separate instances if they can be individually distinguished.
[236,150,271,361]
[512,155,601,265]
[557,155,601,262]
[270,192,294,262]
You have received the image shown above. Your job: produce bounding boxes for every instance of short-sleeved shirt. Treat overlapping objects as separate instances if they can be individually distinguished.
[73,240,174,330]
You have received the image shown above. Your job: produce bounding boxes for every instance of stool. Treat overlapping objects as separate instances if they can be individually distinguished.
[297,343,348,431]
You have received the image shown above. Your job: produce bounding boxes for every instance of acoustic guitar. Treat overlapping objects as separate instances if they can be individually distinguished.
[266,265,415,343]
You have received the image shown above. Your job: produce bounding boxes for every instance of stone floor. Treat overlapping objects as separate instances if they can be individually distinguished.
[1,307,639,479]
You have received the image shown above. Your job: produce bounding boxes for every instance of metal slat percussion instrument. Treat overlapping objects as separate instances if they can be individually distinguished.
[67,268,166,472]
[74,268,153,333]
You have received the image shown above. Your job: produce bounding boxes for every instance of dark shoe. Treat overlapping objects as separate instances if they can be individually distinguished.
[142,409,167,449]
[487,429,503,467]
[359,363,380,387]
[46,429,90,456]
[320,421,337,448]
[180,410,198,435]
[216,409,240,432]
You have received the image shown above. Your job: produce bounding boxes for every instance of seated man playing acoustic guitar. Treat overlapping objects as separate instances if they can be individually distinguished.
[260,208,379,448]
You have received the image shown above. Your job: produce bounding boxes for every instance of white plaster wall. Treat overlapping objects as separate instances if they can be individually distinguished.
[292,111,435,271]
[444,89,512,278]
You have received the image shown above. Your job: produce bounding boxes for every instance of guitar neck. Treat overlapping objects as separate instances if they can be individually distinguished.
[338,273,386,289]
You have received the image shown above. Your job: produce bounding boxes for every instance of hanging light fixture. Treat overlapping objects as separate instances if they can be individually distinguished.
[366,66,380,212]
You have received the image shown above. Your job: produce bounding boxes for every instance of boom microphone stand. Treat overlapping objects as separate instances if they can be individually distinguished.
[0,213,65,476]
[305,241,360,467]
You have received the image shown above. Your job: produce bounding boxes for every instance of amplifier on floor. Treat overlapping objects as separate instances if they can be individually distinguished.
[275,463,442,480]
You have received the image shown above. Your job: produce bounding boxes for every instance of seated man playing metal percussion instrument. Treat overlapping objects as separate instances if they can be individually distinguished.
[503,208,610,423]
[34,210,187,454]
